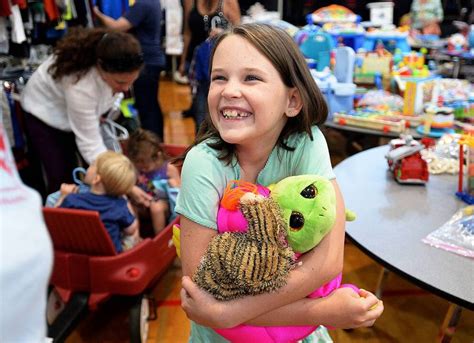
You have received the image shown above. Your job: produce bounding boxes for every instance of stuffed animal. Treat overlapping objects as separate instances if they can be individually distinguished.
[193,191,295,300]
[214,175,357,343]
[174,175,358,342]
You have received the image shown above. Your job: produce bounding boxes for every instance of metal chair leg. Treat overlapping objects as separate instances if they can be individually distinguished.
[375,267,390,299]
[437,303,463,343]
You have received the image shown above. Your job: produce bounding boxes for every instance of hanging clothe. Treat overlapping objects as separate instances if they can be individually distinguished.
[9,0,26,43]
[43,0,60,21]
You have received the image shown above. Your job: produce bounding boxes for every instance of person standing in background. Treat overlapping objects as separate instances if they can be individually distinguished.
[409,0,443,35]
[94,0,166,139]
[177,0,240,130]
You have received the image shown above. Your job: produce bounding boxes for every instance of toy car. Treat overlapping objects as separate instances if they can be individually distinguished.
[386,137,429,184]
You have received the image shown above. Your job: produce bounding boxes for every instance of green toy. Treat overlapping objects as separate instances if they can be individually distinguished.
[193,174,355,300]
[269,174,337,253]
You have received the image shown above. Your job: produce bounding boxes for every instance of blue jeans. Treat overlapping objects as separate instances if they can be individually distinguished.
[133,64,164,139]
[193,80,210,132]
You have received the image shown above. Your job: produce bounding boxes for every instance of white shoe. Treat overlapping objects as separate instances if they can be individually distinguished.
[174,71,189,85]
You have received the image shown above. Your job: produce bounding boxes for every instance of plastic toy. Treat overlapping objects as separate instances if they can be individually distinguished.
[469,25,474,53]
[354,48,393,87]
[333,109,408,133]
[311,46,356,117]
[366,2,394,26]
[386,136,429,184]
[447,33,468,52]
[423,206,474,258]
[400,75,440,115]
[322,22,365,51]
[299,29,333,71]
[456,134,474,204]
[309,5,359,24]
[307,5,365,51]
[45,144,187,343]
[363,27,410,53]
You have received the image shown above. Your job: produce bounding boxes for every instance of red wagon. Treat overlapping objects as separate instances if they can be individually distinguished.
[44,144,186,343]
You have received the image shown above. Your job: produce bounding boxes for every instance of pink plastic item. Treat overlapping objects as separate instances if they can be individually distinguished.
[214,182,358,342]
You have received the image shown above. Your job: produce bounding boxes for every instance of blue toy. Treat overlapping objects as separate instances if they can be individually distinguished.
[299,30,333,72]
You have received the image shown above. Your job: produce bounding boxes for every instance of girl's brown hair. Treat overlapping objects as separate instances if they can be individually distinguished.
[128,129,167,162]
[182,23,328,165]
[48,27,144,82]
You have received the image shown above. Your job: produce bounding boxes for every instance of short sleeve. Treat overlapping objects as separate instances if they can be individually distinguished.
[293,126,335,180]
[175,147,225,230]
[124,3,146,27]
[59,195,72,208]
[117,199,135,228]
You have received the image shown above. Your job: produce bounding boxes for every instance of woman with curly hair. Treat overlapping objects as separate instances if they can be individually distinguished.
[20,28,147,200]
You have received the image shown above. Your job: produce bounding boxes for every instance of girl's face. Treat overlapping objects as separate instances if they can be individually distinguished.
[98,68,140,94]
[132,147,163,174]
[208,35,299,150]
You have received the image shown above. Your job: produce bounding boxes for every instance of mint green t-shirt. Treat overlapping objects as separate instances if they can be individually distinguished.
[175,126,335,342]
[176,126,335,231]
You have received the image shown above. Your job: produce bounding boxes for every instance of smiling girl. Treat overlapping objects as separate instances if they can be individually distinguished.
[175,23,384,342]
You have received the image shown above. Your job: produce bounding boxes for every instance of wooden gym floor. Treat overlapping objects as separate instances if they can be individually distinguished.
[66,77,473,343]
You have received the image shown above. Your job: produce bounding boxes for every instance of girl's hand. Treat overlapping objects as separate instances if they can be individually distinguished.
[180,276,236,328]
[318,287,384,329]
[129,185,152,208]
[60,183,78,195]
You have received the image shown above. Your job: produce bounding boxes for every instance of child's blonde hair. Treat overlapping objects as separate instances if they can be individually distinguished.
[95,151,136,196]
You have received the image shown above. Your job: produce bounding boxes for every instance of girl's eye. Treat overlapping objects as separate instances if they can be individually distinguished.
[211,75,226,82]
[245,75,261,81]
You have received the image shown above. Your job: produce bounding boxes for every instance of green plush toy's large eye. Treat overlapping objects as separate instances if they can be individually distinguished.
[300,184,318,199]
[289,211,305,231]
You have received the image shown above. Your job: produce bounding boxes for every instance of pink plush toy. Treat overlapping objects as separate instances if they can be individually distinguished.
[214,179,358,343]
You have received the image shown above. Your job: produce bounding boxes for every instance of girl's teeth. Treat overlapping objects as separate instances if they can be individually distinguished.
[222,110,250,118]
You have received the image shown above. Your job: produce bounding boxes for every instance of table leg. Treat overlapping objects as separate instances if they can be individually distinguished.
[375,267,390,298]
[452,57,461,79]
[437,304,463,343]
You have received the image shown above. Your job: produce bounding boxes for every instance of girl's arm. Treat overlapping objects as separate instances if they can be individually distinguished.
[167,163,181,188]
[182,279,383,329]
[123,219,139,236]
[55,183,78,207]
[180,179,346,328]
[123,201,139,235]
[128,185,153,207]
[224,0,241,25]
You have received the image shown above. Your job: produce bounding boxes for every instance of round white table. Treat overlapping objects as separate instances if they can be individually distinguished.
[334,146,473,311]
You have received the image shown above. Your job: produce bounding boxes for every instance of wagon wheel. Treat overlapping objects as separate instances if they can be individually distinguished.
[129,294,150,343]
[46,287,66,325]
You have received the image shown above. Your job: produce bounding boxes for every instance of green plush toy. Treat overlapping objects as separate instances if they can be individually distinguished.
[192,174,354,300]
[269,174,337,254]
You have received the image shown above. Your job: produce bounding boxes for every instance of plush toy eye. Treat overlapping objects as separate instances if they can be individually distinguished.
[289,211,305,231]
[300,184,318,199]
